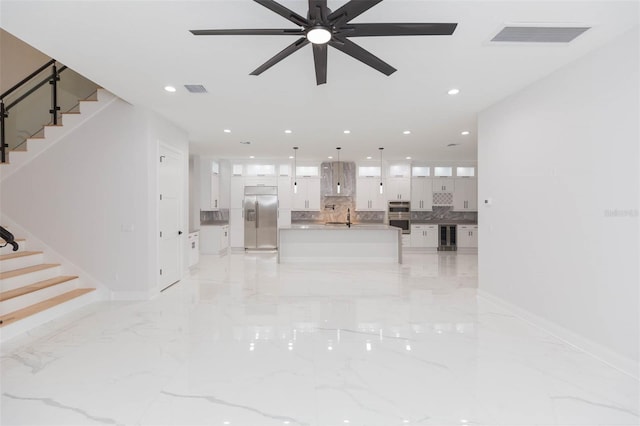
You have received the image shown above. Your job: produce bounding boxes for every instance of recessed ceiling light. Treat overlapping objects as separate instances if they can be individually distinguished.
[366,156,372,160]
[164,86,176,92]
[284,129,292,134]
[223,129,231,133]
[403,130,411,135]
[461,131,470,135]
[343,130,351,134]
[249,155,255,159]
[289,155,294,159]
[328,156,333,159]
[448,88,460,95]
[406,156,412,160]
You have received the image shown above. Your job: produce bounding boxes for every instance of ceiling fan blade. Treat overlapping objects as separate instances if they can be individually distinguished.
[329,37,396,76]
[190,29,305,36]
[250,37,310,76]
[308,0,329,23]
[340,23,458,37]
[312,43,328,85]
[328,0,383,26]
[254,0,309,27]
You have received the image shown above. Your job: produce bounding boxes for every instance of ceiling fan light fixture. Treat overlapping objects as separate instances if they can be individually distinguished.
[307,26,332,44]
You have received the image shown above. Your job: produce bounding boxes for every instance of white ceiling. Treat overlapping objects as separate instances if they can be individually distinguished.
[1,1,638,162]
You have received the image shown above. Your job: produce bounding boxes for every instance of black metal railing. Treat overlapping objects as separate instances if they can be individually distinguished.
[0,225,19,251]
[0,59,97,163]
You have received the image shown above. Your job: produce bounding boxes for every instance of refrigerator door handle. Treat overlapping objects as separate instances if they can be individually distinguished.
[255,201,259,228]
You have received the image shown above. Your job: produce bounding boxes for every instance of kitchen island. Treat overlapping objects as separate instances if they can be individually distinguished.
[278,224,402,264]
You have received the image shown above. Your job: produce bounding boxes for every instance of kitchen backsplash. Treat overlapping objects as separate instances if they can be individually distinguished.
[292,196,385,223]
[411,206,477,223]
[201,209,229,225]
[321,161,356,197]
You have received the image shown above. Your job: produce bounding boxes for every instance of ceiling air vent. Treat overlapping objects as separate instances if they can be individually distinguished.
[491,26,590,43]
[184,84,208,93]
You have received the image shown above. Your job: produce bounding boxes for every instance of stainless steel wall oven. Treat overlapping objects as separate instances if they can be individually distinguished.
[388,201,410,234]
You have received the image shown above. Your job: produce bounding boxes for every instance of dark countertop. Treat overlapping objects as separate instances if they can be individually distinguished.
[411,220,478,225]
[200,221,229,226]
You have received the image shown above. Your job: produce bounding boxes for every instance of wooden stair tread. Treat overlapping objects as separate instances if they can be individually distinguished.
[0,263,59,280]
[0,288,95,327]
[0,275,78,302]
[0,250,42,261]
[0,238,25,244]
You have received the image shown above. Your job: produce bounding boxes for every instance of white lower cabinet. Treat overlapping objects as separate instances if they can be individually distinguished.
[187,231,199,267]
[199,225,229,254]
[230,208,244,248]
[457,225,478,248]
[410,224,438,248]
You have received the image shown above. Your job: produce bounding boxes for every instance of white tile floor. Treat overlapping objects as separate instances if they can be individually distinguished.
[1,251,638,426]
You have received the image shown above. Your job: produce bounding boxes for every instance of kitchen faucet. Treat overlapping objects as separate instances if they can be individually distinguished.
[346,208,351,228]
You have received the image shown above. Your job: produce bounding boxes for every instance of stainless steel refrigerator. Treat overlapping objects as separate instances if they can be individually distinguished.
[244,186,278,249]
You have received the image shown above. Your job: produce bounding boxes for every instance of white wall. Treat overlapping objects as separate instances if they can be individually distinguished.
[0,97,188,299]
[0,29,50,93]
[478,28,639,375]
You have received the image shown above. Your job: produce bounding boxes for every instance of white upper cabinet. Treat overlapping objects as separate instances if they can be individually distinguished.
[292,177,320,211]
[432,177,455,192]
[230,176,245,209]
[279,164,291,176]
[200,158,220,210]
[388,164,410,178]
[356,177,385,211]
[433,166,453,177]
[296,166,319,177]
[412,166,430,177]
[278,176,292,209]
[385,177,411,201]
[456,166,475,177]
[453,178,477,211]
[245,164,276,176]
[210,174,220,210]
[358,166,381,177]
[411,177,433,211]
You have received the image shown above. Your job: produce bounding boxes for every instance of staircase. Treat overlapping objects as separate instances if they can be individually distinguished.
[0,88,116,179]
[0,235,96,341]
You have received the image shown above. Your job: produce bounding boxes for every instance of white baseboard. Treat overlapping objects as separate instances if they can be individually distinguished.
[109,290,153,301]
[477,289,639,380]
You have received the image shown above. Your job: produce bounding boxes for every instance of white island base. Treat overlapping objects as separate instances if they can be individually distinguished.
[278,225,402,264]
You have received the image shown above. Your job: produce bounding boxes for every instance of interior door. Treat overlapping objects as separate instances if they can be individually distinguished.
[159,144,183,291]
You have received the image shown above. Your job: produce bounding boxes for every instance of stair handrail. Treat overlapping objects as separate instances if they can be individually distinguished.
[1,59,65,164]
[0,225,19,252]
[0,59,56,100]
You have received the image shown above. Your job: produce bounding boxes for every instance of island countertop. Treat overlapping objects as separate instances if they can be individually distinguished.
[283,224,400,231]
[279,225,402,264]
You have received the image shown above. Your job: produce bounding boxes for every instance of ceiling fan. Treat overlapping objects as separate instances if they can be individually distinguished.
[190,0,457,85]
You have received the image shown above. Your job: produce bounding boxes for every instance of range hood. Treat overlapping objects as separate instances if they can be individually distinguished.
[321,161,355,197]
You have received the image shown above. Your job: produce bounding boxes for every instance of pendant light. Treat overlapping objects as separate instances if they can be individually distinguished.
[379,147,384,194]
[293,146,298,194]
[336,147,341,194]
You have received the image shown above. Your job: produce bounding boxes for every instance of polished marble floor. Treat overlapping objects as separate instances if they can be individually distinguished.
[1,251,638,426]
